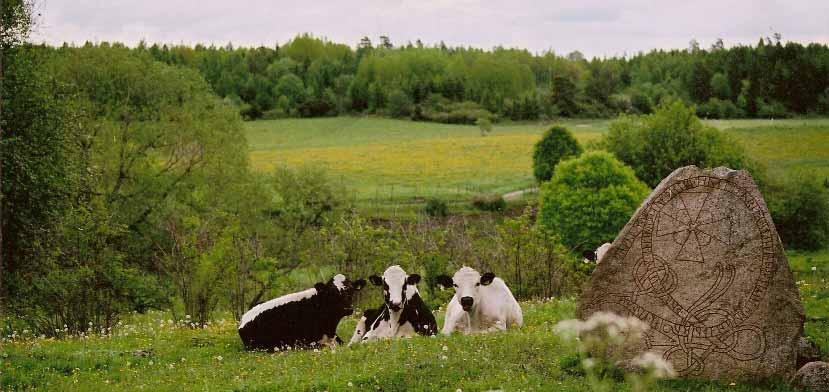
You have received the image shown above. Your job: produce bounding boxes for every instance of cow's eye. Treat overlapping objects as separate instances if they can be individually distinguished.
[453,284,458,288]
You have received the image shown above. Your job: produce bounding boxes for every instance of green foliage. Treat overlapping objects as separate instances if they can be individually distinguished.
[604,101,756,187]
[476,117,493,136]
[766,173,829,250]
[697,98,740,119]
[423,198,449,217]
[539,151,650,252]
[121,35,829,120]
[386,88,412,118]
[710,72,731,100]
[274,73,306,107]
[3,44,249,334]
[532,126,583,182]
[496,207,586,298]
[471,194,506,212]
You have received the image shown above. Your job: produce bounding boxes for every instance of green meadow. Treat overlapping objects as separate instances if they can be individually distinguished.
[245,117,829,205]
[2,250,826,391]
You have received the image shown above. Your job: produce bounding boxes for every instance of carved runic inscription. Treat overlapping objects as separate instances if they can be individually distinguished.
[582,173,783,377]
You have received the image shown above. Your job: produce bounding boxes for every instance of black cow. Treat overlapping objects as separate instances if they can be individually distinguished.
[349,265,437,344]
[238,274,365,351]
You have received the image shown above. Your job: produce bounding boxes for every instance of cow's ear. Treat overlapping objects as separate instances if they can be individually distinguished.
[480,272,496,286]
[406,274,421,285]
[353,279,367,290]
[369,275,383,286]
[314,282,326,291]
[583,250,597,262]
[436,275,453,289]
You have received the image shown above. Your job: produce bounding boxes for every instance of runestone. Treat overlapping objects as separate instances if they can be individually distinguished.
[577,166,804,380]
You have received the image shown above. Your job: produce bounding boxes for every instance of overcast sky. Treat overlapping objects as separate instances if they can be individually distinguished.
[29,0,829,58]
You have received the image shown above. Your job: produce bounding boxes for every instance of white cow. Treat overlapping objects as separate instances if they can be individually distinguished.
[437,267,522,335]
[583,242,612,264]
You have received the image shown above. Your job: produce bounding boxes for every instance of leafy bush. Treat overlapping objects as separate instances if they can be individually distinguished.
[766,174,829,250]
[539,151,649,252]
[387,89,412,118]
[756,98,791,119]
[423,198,449,217]
[420,100,495,125]
[697,98,740,119]
[471,194,506,212]
[533,126,583,182]
[476,117,493,136]
[603,101,757,187]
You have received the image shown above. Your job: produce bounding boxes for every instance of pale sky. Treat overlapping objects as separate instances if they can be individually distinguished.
[30,0,829,58]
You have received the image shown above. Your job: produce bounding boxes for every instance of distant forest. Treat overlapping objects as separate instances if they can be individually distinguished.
[47,34,829,122]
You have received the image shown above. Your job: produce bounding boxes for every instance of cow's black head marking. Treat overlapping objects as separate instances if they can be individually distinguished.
[315,274,366,316]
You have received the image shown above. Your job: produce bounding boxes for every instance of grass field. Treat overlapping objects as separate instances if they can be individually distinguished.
[245,117,829,211]
[246,118,608,204]
[3,249,825,391]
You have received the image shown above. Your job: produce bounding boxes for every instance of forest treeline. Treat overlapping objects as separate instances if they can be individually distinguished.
[61,34,829,122]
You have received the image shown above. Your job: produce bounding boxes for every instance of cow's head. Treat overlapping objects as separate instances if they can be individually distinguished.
[436,266,495,312]
[368,265,421,313]
[314,274,366,316]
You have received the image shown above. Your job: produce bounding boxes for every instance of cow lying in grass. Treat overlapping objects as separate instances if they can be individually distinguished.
[437,267,522,335]
[349,265,437,344]
[238,274,366,351]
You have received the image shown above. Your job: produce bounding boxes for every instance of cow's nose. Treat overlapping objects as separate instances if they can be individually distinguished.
[389,302,402,311]
[460,297,474,309]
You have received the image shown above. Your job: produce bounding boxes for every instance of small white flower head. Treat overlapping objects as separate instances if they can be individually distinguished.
[582,358,595,370]
[215,355,223,361]
[442,345,449,352]
[348,382,354,387]
[812,266,817,271]
[441,355,448,361]
[631,351,676,379]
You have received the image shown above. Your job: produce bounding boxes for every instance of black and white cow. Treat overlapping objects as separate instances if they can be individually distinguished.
[583,242,612,264]
[349,265,437,344]
[437,267,522,335]
[238,274,366,351]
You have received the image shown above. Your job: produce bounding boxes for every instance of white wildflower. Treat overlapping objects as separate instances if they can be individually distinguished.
[631,351,676,379]
[582,358,595,369]
[216,355,223,361]
[442,345,449,352]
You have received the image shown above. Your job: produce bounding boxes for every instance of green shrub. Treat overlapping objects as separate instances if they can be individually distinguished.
[533,126,583,182]
[387,89,412,118]
[423,198,449,217]
[539,151,649,252]
[471,194,506,212]
[604,101,757,187]
[756,98,791,119]
[697,98,740,119]
[419,100,494,125]
[766,173,829,251]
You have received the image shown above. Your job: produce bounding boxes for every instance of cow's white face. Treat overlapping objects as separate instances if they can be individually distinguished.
[369,265,420,313]
[438,267,495,312]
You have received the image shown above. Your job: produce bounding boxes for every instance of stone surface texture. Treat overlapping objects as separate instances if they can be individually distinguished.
[796,362,829,392]
[577,166,804,380]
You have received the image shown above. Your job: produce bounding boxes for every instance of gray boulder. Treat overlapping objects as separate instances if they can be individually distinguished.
[577,166,805,380]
